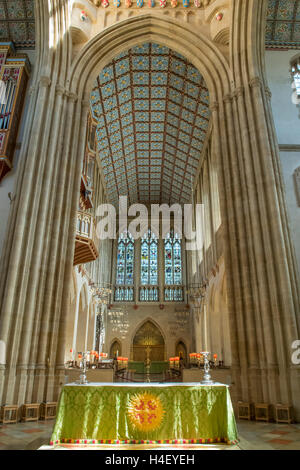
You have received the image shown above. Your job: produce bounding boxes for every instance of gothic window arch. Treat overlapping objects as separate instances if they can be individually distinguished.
[141,230,158,285]
[115,231,134,302]
[164,230,184,302]
[140,230,159,302]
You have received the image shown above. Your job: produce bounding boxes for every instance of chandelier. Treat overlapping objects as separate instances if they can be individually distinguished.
[90,282,112,305]
[186,281,208,306]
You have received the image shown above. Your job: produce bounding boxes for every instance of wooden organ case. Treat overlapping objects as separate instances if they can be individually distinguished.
[74,112,99,266]
[0,42,30,182]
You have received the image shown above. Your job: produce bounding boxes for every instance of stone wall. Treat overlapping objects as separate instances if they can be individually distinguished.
[265,50,300,274]
[105,303,192,361]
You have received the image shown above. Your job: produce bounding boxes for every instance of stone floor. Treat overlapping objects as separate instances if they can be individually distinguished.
[0,420,299,450]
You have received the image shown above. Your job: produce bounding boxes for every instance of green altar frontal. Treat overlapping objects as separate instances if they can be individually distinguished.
[50,383,238,446]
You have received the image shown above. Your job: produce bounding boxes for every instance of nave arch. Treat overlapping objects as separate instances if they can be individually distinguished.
[0,3,298,418]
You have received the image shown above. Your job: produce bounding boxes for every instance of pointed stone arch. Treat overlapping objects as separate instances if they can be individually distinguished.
[110,338,122,358]
[131,318,166,362]
[68,15,232,101]
[175,339,188,364]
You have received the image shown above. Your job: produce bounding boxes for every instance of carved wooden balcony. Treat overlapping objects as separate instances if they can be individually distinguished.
[74,211,99,266]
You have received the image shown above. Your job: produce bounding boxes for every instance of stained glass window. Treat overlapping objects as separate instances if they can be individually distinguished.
[116,231,134,286]
[164,230,182,286]
[141,230,158,286]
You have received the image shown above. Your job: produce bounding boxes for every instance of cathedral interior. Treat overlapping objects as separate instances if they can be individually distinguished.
[0,0,300,451]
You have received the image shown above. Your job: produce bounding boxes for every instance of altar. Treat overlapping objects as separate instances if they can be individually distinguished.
[50,383,238,446]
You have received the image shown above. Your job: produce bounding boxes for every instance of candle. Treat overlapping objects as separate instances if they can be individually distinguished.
[204,302,208,351]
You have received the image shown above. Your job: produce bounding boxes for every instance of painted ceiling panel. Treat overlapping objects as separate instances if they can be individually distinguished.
[91,43,210,205]
[266,0,300,48]
[0,0,35,49]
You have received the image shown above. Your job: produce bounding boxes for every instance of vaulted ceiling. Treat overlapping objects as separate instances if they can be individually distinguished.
[266,0,300,49]
[0,0,35,49]
[90,43,210,205]
[0,1,299,205]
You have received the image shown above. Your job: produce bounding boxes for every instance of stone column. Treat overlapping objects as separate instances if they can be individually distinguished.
[0,1,84,405]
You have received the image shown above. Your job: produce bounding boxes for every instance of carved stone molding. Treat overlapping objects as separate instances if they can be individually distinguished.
[265,86,272,100]
[35,364,48,371]
[249,76,263,90]
[88,0,215,7]
[70,0,225,46]
[16,364,30,371]
[55,84,66,96]
[232,86,244,99]
[66,91,78,103]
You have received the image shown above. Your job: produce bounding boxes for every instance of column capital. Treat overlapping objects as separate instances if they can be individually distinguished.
[265,86,272,100]
[249,76,263,89]
[35,364,47,371]
[232,86,244,99]
[16,364,28,371]
[55,84,66,97]
[66,91,78,103]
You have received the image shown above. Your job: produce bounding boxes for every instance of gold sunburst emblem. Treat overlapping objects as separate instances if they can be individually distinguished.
[127,392,165,432]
